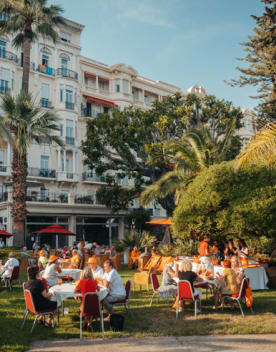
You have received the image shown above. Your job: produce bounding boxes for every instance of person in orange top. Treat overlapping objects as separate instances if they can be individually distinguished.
[70,249,81,268]
[130,246,140,269]
[75,266,99,330]
[198,235,212,272]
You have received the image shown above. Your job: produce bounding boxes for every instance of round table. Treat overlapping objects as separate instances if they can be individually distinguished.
[49,283,109,306]
[41,268,82,282]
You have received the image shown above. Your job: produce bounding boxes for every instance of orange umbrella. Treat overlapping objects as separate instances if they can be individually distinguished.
[146,218,172,225]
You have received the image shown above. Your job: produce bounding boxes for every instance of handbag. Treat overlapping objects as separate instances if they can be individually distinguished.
[110,314,125,331]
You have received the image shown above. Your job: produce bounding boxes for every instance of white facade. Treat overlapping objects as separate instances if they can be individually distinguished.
[0,17,185,248]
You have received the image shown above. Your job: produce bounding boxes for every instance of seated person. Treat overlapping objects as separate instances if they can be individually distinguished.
[94,245,101,255]
[75,266,99,330]
[38,250,48,270]
[42,255,61,287]
[237,239,249,265]
[130,246,140,268]
[102,260,126,317]
[0,252,20,279]
[70,249,81,268]
[168,260,203,312]
[88,257,104,279]
[231,256,244,285]
[24,266,56,327]
[158,261,177,299]
[224,239,237,259]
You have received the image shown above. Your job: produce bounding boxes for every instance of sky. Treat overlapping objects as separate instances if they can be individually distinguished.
[50,0,265,110]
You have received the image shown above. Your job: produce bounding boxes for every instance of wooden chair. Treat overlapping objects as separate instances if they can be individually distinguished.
[144,255,162,271]
[155,256,174,273]
[138,255,151,271]
[110,253,122,270]
[133,270,152,292]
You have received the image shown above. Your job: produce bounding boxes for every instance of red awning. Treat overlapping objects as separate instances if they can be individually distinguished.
[35,225,75,236]
[0,229,13,237]
[84,95,118,108]
[85,71,96,79]
[98,76,109,83]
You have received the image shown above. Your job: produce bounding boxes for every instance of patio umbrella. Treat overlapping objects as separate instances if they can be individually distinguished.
[35,225,75,248]
[146,218,173,243]
[0,229,13,237]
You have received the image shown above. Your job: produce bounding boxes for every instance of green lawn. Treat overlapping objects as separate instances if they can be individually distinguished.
[1,263,276,352]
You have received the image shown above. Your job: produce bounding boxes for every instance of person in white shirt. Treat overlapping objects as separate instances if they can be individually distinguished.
[88,257,104,279]
[102,259,126,315]
[94,245,101,255]
[42,255,61,287]
[0,237,5,248]
[84,242,93,250]
[0,252,19,279]
[238,239,249,259]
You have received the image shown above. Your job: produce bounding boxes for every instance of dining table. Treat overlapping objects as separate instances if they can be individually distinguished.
[41,268,82,282]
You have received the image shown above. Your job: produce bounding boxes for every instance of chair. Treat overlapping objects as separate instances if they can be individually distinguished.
[80,292,104,339]
[221,277,253,317]
[176,280,200,319]
[149,273,160,307]
[5,266,20,291]
[21,286,58,333]
[112,280,133,315]
[138,255,151,271]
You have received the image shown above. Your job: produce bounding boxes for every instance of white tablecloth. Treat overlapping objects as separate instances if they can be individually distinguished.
[49,283,109,306]
[41,268,82,282]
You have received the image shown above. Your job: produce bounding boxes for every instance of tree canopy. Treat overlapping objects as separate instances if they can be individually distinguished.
[82,93,244,215]
[172,161,276,241]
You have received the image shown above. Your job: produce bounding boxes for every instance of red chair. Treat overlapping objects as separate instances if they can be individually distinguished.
[5,266,20,291]
[80,292,104,339]
[176,280,200,319]
[149,273,160,307]
[221,277,253,317]
[21,286,58,333]
[112,280,133,315]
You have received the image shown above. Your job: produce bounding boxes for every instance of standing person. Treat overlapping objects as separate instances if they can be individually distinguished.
[101,260,126,318]
[88,257,104,279]
[224,239,237,258]
[32,239,40,251]
[0,237,5,248]
[237,239,249,260]
[74,266,99,330]
[42,255,61,287]
[38,250,48,270]
[198,235,212,271]
[0,252,19,279]
[24,266,57,327]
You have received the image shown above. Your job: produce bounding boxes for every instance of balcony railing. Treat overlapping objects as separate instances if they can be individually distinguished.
[75,194,95,204]
[37,65,55,76]
[65,136,75,145]
[26,192,68,203]
[65,101,74,110]
[81,108,98,118]
[82,172,106,183]
[28,168,56,178]
[0,192,8,202]
[0,165,7,173]
[56,68,78,80]
[66,172,74,179]
[40,98,52,109]
[0,86,10,95]
[0,50,18,63]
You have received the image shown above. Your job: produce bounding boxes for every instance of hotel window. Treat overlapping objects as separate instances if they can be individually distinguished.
[61,58,68,75]
[60,32,71,43]
[41,83,50,107]
[122,80,129,94]
[114,79,120,93]
[0,39,7,59]
[66,120,73,138]
[99,80,105,90]
[40,155,49,170]
[65,86,73,108]
[42,54,49,66]
[0,68,9,93]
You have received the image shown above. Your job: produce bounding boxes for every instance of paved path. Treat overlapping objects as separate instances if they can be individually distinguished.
[29,335,276,352]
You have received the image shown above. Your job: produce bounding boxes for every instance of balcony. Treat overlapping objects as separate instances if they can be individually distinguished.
[82,171,106,183]
[28,168,56,179]
[81,108,98,118]
[40,98,52,109]
[0,87,10,95]
[26,192,68,203]
[56,68,78,81]
[37,65,55,76]
[75,194,95,205]
[65,136,75,145]
[66,172,74,179]
[0,192,8,202]
[65,101,74,110]
[0,50,18,63]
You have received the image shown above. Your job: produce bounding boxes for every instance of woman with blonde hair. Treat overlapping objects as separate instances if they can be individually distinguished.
[75,266,99,330]
[231,256,244,285]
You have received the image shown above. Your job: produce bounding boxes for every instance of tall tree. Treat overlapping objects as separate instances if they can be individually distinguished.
[0,0,64,93]
[82,93,243,216]
[228,0,276,123]
[0,93,63,245]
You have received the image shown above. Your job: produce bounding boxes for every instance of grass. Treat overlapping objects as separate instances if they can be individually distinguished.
[1,254,276,352]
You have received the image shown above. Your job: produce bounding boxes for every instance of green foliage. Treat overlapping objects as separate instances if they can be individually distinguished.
[139,231,156,248]
[173,161,276,240]
[247,236,276,255]
[125,209,151,231]
[113,240,125,253]
[120,231,141,250]
[172,238,199,256]
[82,93,244,214]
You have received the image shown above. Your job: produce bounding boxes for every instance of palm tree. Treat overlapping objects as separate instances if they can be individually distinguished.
[0,93,64,245]
[0,0,64,93]
[235,123,276,170]
[140,123,236,207]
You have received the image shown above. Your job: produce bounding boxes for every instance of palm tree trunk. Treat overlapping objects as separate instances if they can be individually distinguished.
[22,22,32,93]
[12,149,27,247]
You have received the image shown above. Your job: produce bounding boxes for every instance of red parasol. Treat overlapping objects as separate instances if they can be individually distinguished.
[0,229,13,237]
[146,218,172,225]
[35,225,75,236]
